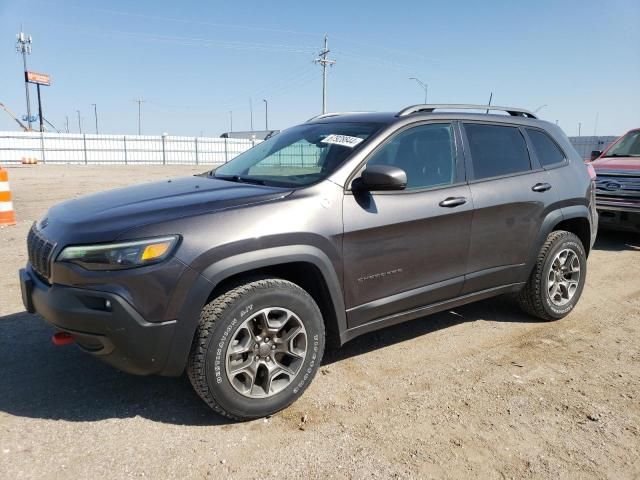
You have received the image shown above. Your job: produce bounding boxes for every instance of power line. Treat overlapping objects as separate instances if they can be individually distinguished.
[314,34,336,114]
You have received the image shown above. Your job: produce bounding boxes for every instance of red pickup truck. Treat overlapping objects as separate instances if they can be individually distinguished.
[590,128,640,232]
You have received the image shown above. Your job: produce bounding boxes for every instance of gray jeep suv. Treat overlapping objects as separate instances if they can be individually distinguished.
[19,104,597,420]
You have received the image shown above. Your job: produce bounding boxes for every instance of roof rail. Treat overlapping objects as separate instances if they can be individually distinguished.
[396,104,537,119]
[306,111,371,122]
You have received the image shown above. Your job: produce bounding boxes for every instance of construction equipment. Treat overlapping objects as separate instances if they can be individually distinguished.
[0,102,29,132]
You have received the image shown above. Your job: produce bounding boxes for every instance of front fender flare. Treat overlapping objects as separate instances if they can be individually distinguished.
[160,245,346,376]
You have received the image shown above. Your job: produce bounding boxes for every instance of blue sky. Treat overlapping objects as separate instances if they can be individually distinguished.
[0,0,638,136]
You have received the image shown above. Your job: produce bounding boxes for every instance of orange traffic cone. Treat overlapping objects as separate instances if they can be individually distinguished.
[0,168,17,226]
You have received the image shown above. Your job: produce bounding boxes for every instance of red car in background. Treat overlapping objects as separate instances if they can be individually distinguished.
[590,128,640,232]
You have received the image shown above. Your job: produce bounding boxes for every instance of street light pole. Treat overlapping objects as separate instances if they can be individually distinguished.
[229,111,233,132]
[249,98,254,131]
[534,104,548,113]
[76,110,82,134]
[263,99,268,130]
[409,77,428,103]
[91,103,99,134]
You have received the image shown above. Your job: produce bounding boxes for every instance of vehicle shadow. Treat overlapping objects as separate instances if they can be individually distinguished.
[0,311,228,426]
[592,230,640,252]
[323,294,539,365]
[0,297,538,425]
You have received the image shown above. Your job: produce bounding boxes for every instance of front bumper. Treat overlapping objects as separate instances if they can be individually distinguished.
[20,267,177,375]
[596,197,640,232]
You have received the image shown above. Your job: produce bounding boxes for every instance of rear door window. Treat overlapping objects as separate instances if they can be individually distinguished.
[526,129,566,167]
[464,124,531,180]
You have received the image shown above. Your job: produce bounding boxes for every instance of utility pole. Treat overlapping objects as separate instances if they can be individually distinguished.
[314,34,336,114]
[249,98,254,131]
[76,110,82,133]
[263,99,268,130]
[229,110,233,132]
[134,98,144,135]
[65,115,69,133]
[409,77,428,103]
[92,103,99,134]
[578,122,582,137]
[16,30,33,131]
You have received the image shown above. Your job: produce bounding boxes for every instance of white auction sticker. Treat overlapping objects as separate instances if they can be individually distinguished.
[320,134,364,148]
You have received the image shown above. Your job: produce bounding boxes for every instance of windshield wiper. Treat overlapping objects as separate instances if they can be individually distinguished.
[214,174,265,185]
[604,153,637,158]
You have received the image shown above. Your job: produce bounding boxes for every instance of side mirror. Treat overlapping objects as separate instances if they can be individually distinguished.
[354,165,407,191]
[590,150,602,161]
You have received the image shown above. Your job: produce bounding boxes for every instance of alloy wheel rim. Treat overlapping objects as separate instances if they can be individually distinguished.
[547,248,581,307]
[225,307,307,398]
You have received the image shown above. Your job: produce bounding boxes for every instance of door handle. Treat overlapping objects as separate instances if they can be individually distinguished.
[532,183,552,192]
[439,196,467,208]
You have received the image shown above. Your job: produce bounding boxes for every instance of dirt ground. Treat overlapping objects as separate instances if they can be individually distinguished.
[1,165,638,479]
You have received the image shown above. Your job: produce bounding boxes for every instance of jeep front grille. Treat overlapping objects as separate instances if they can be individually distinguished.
[27,224,55,281]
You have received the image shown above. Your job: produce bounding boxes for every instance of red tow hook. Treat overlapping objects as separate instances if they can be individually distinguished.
[52,331,75,346]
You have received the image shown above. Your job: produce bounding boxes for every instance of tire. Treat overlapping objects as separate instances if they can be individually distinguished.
[518,230,587,321]
[187,277,325,420]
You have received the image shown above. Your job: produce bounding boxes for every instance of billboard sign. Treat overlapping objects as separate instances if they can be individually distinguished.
[26,71,51,86]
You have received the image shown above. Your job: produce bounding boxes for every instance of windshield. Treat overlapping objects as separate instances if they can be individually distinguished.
[213,122,381,187]
[604,130,640,157]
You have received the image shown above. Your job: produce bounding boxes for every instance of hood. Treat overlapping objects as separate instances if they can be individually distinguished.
[591,157,640,172]
[41,176,291,244]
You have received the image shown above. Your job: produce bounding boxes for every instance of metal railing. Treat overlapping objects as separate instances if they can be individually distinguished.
[0,131,259,165]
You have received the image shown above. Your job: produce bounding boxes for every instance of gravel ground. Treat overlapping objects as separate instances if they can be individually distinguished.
[1,165,639,479]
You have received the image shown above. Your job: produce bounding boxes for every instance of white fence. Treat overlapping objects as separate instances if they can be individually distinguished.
[0,131,259,165]
[568,136,617,160]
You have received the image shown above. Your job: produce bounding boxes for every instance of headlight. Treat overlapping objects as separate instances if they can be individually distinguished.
[57,235,179,270]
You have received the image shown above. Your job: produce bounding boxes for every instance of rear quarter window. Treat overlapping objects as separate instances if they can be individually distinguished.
[464,124,531,180]
[526,129,566,167]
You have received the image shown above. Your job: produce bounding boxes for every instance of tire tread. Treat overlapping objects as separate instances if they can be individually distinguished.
[518,230,582,321]
[187,277,321,420]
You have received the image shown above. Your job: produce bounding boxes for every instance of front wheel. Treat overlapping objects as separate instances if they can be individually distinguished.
[518,231,587,321]
[187,277,325,420]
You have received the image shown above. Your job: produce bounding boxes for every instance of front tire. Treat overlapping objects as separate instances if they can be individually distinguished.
[187,277,325,420]
[518,231,587,321]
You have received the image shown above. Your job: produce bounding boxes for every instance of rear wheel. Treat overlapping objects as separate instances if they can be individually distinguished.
[518,231,587,320]
[187,277,325,420]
